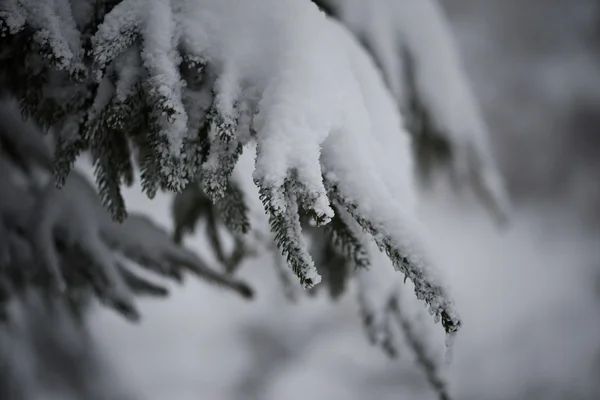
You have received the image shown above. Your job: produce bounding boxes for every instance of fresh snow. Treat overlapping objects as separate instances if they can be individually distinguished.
[90,0,460,331]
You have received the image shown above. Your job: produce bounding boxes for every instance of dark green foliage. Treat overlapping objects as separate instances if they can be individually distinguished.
[304,204,370,300]
[118,263,169,297]
[87,99,136,222]
[224,236,248,274]
[217,183,251,234]
[0,102,255,323]
[311,0,337,16]
[312,238,349,300]
[326,179,460,335]
[201,103,243,202]
[258,182,318,289]
[53,121,89,187]
[387,294,451,400]
[172,182,212,244]
[326,204,370,270]
[319,206,370,299]
[171,178,251,273]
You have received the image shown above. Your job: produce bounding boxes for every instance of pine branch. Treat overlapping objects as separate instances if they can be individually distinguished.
[315,0,511,227]
[205,210,226,264]
[102,214,254,299]
[320,241,350,300]
[325,204,370,270]
[356,269,399,357]
[201,99,242,201]
[53,116,89,187]
[304,219,352,301]
[258,181,321,289]
[224,236,248,274]
[6,0,86,77]
[0,115,254,322]
[326,179,461,336]
[216,181,251,234]
[171,182,211,244]
[0,3,468,361]
[91,0,142,80]
[388,292,451,400]
[117,261,169,298]
[271,249,301,302]
[86,87,136,221]
[170,177,251,275]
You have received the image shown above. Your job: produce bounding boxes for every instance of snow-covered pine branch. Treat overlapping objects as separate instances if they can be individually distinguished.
[314,0,511,226]
[0,99,253,322]
[1,0,461,338]
[356,251,451,400]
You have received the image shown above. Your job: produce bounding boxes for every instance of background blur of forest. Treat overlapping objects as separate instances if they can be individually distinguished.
[447,0,600,218]
[28,1,600,399]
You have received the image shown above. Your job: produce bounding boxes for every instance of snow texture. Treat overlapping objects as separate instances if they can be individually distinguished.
[322,20,460,333]
[95,0,457,331]
[320,0,511,224]
[15,0,84,74]
[2,0,461,335]
[323,0,489,142]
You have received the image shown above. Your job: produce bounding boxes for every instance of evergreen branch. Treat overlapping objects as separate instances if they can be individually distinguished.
[327,180,461,335]
[258,182,321,289]
[206,210,227,264]
[171,182,211,244]
[320,241,350,300]
[216,181,251,234]
[224,236,248,274]
[102,214,254,299]
[201,102,242,201]
[325,203,370,270]
[91,0,142,80]
[28,178,138,319]
[271,249,300,302]
[87,97,136,221]
[0,1,26,37]
[356,270,399,357]
[402,46,453,184]
[17,0,85,76]
[304,221,350,301]
[117,262,169,298]
[52,128,86,186]
[388,293,451,400]
[311,0,338,16]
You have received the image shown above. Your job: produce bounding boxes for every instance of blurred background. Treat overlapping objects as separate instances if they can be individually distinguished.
[8,0,600,399]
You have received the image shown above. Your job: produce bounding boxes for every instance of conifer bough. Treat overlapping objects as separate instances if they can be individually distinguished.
[0,0,462,330]
[0,2,513,389]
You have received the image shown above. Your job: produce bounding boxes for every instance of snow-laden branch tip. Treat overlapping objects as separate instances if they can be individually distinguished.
[356,257,452,400]
[320,20,460,333]
[0,0,85,77]
[315,0,511,225]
